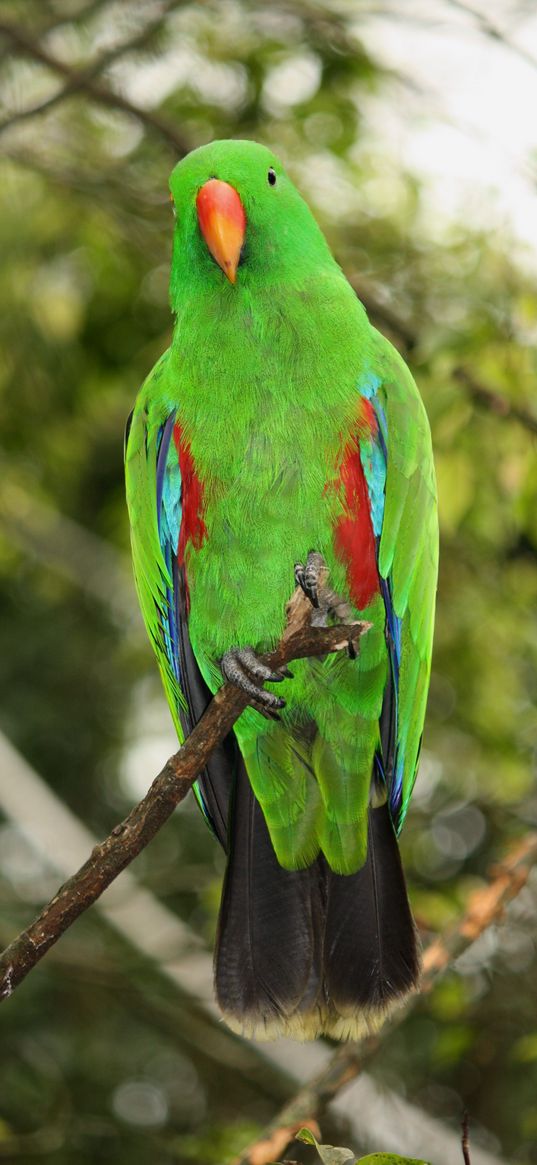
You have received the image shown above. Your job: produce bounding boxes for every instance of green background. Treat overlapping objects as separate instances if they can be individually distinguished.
[0,1,536,1162]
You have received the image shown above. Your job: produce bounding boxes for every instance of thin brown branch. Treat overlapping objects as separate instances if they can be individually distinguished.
[462,1111,471,1165]
[246,1120,321,1165]
[421,832,537,985]
[0,17,188,154]
[236,831,537,1165]
[0,585,368,1002]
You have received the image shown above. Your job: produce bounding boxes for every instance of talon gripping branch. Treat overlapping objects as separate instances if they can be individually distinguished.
[125,140,438,1041]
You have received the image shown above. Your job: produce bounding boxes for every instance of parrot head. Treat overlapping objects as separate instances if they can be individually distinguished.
[168,139,333,307]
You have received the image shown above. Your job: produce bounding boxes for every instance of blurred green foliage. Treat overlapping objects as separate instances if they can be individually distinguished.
[298,1125,431,1164]
[1,1,537,1163]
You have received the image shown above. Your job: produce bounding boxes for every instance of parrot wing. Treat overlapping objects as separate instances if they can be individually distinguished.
[124,352,234,847]
[357,346,438,831]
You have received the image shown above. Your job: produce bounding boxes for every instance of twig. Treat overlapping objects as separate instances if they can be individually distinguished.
[236,831,537,1165]
[0,585,368,1002]
[0,0,182,136]
[421,832,537,984]
[0,0,110,62]
[446,0,537,77]
[462,1111,471,1165]
[0,18,188,154]
[452,366,537,438]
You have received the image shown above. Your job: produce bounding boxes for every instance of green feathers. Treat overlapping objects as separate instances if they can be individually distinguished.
[125,139,438,876]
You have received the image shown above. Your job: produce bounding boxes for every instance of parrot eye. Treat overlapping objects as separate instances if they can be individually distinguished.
[267,167,277,186]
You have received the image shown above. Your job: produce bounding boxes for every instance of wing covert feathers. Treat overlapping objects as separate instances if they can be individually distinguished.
[370,345,438,829]
[125,355,235,843]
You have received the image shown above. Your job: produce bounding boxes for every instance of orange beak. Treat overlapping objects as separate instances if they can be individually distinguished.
[196,179,246,284]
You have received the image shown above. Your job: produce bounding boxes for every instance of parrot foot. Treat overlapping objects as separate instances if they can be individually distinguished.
[295,551,354,644]
[220,646,289,716]
[294,550,325,609]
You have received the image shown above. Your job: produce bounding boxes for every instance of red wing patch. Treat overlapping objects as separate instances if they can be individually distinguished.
[173,424,207,567]
[333,405,380,609]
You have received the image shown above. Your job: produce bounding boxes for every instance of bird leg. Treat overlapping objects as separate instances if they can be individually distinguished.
[295,550,353,623]
[220,646,291,719]
[294,550,356,655]
[294,550,324,608]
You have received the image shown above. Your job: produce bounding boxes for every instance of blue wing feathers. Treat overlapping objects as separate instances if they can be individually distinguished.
[358,373,404,823]
[156,414,182,687]
[156,411,176,520]
[155,413,231,840]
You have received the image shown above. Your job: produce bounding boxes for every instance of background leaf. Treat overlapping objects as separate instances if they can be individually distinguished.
[358,1156,431,1165]
[297,1126,356,1163]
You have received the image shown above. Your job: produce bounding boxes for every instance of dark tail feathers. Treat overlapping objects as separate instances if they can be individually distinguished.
[214,762,419,1041]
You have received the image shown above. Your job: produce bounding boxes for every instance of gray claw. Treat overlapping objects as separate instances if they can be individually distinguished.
[251,701,283,722]
[236,647,285,684]
[295,550,324,609]
[294,562,306,590]
[221,646,287,712]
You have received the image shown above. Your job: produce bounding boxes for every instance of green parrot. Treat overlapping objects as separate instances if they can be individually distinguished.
[125,139,438,1041]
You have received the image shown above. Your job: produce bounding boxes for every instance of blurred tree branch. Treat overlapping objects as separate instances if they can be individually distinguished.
[0,585,368,1002]
[451,366,537,437]
[0,0,183,135]
[0,15,189,153]
[236,831,537,1165]
[0,479,135,624]
[353,278,537,437]
[447,0,537,75]
[462,1111,472,1165]
[0,0,110,59]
